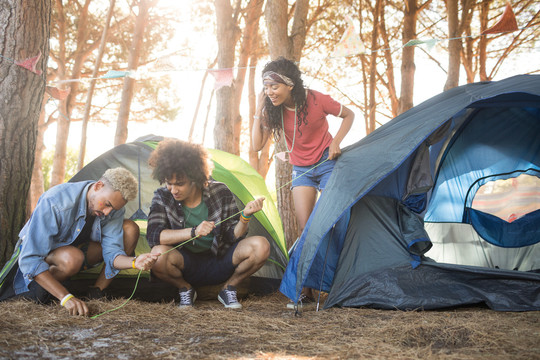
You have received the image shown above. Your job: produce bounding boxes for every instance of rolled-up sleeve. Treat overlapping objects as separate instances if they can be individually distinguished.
[18,198,62,284]
[99,208,127,279]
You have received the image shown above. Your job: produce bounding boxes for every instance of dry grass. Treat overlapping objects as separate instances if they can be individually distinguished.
[0,292,539,359]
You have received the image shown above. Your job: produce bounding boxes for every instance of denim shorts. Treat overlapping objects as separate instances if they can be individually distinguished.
[178,241,239,287]
[291,148,336,190]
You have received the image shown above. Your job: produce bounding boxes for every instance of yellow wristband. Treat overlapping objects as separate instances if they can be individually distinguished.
[60,293,74,306]
[132,257,137,269]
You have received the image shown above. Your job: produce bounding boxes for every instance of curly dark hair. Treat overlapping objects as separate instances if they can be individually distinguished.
[148,138,214,189]
[261,57,312,140]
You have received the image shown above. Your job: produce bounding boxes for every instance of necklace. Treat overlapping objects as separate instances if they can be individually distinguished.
[281,105,297,154]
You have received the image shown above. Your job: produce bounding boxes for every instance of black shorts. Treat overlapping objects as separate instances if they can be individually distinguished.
[179,242,239,287]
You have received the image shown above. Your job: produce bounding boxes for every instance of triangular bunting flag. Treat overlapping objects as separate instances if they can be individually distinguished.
[333,17,365,57]
[404,38,439,51]
[15,51,42,75]
[404,39,425,47]
[481,2,518,35]
[46,86,71,100]
[208,68,234,90]
[101,70,132,79]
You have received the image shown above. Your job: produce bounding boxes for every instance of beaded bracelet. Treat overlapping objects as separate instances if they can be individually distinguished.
[240,211,252,223]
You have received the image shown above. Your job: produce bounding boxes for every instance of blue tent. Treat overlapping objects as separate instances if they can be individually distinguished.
[281,74,540,311]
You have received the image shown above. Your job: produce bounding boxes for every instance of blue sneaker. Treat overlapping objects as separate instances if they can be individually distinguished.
[178,287,196,308]
[218,285,242,309]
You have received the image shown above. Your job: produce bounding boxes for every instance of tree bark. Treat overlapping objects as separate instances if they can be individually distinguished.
[231,0,263,155]
[265,0,291,59]
[444,0,461,91]
[114,0,151,146]
[478,0,491,81]
[398,0,418,115]
[0,0,51,266]
[248,55,272,178]
[367,0,382,134]
[379,5,398,117]
[213,0,241,154]
[29,96,50,212]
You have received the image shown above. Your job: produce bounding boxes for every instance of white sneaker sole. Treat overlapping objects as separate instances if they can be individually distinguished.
[218,295,242,309]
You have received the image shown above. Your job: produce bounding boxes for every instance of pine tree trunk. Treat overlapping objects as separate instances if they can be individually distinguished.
[213,0,241,154]
[398,0,418,115]
[478,0,491,82]
[0,0,51,266]
[115,0,150,146]
[231,0,263,155]
[248,56,272,179]
[368,0,382,134]
[444,0,461,91]
[265,0,309,249]
[29,96,50,212]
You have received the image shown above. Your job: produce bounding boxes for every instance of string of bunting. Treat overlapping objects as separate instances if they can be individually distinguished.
[89,2,527,318]
[2,2,529,98]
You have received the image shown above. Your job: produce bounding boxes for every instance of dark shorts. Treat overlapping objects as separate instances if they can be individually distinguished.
[179,242,239,287]
[72,238,101,272]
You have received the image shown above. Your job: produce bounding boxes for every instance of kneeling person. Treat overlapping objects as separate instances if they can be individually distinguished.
[147,139,270,309]
[0,168,159,316]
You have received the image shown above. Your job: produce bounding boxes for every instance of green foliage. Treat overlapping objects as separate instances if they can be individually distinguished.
[42,148,79,191]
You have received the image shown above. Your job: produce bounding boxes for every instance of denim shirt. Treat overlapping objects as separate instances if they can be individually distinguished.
[14,181,126,294]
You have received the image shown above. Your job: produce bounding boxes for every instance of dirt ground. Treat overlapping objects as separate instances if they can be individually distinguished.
[0,292,539,360]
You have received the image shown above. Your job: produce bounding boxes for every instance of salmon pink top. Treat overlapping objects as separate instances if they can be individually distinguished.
[282,90,342,166]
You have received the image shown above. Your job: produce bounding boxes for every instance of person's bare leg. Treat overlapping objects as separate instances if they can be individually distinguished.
[92,219,140,290]
[45,246,85,281]
[150,245,192,290]
[292,186,318,236]
[292,186,319,300]
[225,236,270,288]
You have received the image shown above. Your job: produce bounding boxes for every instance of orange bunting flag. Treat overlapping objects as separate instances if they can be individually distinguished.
[208,68,234,90]
[481,2,518,35]
[333,16,365,57]
[15,51,42,75]
[46,86,71,100]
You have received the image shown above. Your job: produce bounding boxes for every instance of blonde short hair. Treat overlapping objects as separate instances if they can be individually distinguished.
[100,167,138,202]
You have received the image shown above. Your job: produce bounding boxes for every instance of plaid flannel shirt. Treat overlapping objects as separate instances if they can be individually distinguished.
[146,180,243,257]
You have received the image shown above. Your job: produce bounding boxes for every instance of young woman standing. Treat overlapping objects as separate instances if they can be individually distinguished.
[252,57,355,307]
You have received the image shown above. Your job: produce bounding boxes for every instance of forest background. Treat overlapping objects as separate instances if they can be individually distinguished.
[0,0,539,265]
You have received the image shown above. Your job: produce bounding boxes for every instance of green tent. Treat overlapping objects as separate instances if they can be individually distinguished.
[65,135,288,298]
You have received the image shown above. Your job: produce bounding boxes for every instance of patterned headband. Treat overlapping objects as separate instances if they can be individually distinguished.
[262,71,295,87]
